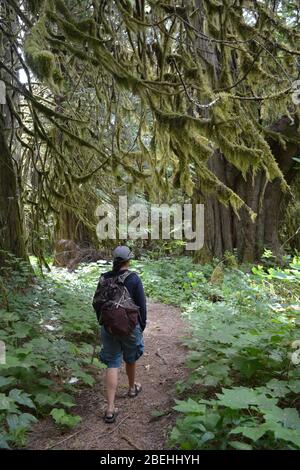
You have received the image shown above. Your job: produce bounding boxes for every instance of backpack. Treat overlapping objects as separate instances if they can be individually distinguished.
[92,271,140,336]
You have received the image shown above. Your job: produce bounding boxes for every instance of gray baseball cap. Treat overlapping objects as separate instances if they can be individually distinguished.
[112,246,134,262]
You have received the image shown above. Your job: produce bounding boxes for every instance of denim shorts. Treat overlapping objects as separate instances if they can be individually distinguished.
[99,324,144,368]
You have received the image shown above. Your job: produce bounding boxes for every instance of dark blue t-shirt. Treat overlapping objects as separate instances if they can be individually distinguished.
[102,269,147,331]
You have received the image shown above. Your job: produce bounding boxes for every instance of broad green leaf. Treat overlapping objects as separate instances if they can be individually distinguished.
[6,413,36,431]
[211,330,235,344]
[33,392,57,407]
[37,378,54,387]
[0,434,10,449]
[50,408,65,421]
[265,421,300,448]
[229,441,253,450]
[231,425,268,441]
[6,414,19,431]
[199,432,215,445]
[0,355,21,369]
[0,376,15,388]
[203,375,220,386]
[269,271,295,281]
[216,387,276,410]
[204,363,230,377]
[170,427,181,442]
[233,357,262,379]
[287,380,300,394]
[12,323,31,339]
[50,408,81,428]
[204,413,221,430]
[9,389,35,409]
[54,392,75,408]
[73,371,95,386]
[265,379,290,398]
[18,412,38,427]
[174,398,206,414]
[0,393,12,411]
[263,407,300,430]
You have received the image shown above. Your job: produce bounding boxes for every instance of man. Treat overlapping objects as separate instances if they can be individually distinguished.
[93,246,147,423]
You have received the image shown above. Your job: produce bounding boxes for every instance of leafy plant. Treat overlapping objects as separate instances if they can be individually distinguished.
[50,408,81,429]
[140,257,300,450]
[0,253,105,448]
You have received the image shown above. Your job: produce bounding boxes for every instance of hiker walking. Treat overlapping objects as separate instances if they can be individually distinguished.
[92,246,147,423]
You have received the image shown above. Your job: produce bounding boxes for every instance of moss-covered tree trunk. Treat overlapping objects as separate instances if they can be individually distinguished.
[0,2,28,267]
[53,205,99,267]
[54,205,96,247]
[201,116,300,262]
[192,0,300,262]
[0,111,27,266]
[50,91,98,265]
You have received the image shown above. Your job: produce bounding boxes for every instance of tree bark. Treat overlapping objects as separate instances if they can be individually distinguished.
[0,111,27,266]
[54,205,97,247]
[0,1,28,267]
[200,116,300,262]
[191,1,300,262]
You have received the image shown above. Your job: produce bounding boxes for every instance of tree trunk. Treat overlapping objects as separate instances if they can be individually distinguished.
[50,94,98,266]
[191,1,300,262]
[200,116,300,262]
[54,205,96,247]
[0,111,27,266]
[0,2,28,267]
[53,204,99,267]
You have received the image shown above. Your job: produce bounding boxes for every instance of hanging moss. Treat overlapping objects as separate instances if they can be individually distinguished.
[20,0,300,234]
[26,0,45,14]
[77,18,97,35]
[24,14,64,91]
[25,39,55,81]
[52,0,72,20]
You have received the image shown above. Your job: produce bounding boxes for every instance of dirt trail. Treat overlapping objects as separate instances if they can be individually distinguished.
[27,301,188,450]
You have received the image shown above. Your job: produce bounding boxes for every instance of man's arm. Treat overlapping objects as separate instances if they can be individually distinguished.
[92,275,104,323]
[132,276,147,331]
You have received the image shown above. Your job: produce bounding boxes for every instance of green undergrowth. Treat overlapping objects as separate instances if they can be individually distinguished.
[138,256,300,450]
[0,253,108,448]
[1,253,300,450]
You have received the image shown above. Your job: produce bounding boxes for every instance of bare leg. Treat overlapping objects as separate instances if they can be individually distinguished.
[125,362,136,388]
[125,362,141,394]
[106,367,118,415]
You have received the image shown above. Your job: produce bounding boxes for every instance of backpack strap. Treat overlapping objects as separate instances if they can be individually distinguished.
[116,270,134,284]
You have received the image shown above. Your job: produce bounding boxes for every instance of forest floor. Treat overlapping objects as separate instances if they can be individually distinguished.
[27,300,188,450]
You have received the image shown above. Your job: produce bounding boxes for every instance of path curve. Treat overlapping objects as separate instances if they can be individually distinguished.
[27,301,188,450]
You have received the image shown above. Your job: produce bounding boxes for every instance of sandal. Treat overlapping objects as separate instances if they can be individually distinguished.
[103,408,118,424]
[128,383,142,398]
